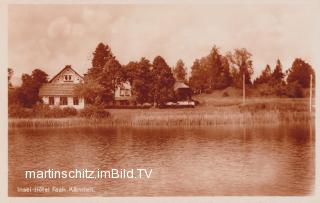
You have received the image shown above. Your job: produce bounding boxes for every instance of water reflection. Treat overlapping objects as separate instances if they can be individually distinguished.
[9,124,314,196]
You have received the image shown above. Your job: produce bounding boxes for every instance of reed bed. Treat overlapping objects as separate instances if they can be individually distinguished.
[9,98,314,128]
[9,108,314,128]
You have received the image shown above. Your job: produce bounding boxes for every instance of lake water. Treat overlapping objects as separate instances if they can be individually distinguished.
[9,124,314,196]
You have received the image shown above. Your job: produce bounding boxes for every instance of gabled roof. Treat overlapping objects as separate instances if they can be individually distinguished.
[174,81,190,91]
[39,83,79,96]
[49,66,83,83]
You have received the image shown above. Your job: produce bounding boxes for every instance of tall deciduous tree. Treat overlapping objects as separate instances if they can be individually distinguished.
[75,78,105,105]
[189,46,232,93]
[151,56,175,105]
[215,55,232,89]
[99,57,123,103]
[16,69,48,107]
[227,48,253,88]
[80,43,123,105]
[173,59,187,82]
[287,58,315,88]
[128,58,154,104]
[189,59,205,93]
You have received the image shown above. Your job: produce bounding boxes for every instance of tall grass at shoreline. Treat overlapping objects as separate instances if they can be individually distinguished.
[9,109,314,128]
[8,98,315,128]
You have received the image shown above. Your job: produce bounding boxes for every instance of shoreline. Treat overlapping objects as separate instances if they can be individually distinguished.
[8,110,314,129]
[8,98,315,128]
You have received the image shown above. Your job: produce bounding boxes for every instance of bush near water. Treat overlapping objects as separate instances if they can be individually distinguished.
[8,103,109,119]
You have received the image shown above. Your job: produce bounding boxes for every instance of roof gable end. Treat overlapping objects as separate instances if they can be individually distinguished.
[49,66,83,83]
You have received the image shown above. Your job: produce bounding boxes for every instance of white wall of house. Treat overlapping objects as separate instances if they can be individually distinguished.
[42,96,85,109]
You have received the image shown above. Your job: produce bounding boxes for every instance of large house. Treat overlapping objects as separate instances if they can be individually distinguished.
[39,66,85,109]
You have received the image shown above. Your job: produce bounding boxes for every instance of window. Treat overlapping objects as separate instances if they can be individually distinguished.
[60,97,68,105]
[125,89,131,96]
[49,97,54,105]
[120,89,130,97]
[120,89,125,96]
[64,75,72,81]
[73,97,79,105]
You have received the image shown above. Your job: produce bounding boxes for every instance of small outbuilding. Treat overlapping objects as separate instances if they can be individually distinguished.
[174,81,192,101]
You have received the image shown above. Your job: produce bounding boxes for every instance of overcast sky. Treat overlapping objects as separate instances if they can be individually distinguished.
[8,3,319,84]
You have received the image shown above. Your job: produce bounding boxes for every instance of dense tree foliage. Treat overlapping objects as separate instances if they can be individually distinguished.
[189,46,232,93]
[151,56,176,105]
[270,59,285,85]
[189,59,204,93]
[89,43,115,78]
[254,65,272,85]
[125,58,154,104]
[79,43,123,105]
[227,48,253,88]
[75,79,105,105]
[10,42,317,110]
[12,69,48,107]
[287,58,315,88]
[173,59,187,82]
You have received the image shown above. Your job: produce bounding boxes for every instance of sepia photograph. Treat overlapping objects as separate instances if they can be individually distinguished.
[5,0,318,199]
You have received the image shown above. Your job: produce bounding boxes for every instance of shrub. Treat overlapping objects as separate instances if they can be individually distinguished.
[32,103,77,118]
[79,105,110,119]
[61,107,78,117]
[48,107,64,118]
[8,104,33,118]
[32,103,51,117]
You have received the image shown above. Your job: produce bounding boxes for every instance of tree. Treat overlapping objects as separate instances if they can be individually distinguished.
[215,55,232,89]
[205,46,223,89]
[99,57,123,103]
[123,61,139,84]
[173,59,187,82]
[286,81,303,98]
[75,78,105,105]
[227,48,253,88]
[254,64,272,85]
[189,59,205,93]
[287,58,315,88]
[189,46,232,93]
[88,42,114,78]
[80,43,123,105]
[128,58,154,104]
[16,69,48,107]
[270,59,285,85]
[151,56,176,105]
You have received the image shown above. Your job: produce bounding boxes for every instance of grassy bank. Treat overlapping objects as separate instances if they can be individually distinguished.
[9,98,315,128]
